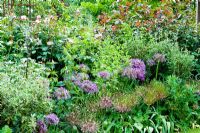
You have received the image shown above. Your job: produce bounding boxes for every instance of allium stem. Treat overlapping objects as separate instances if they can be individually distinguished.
[155,61,160,80]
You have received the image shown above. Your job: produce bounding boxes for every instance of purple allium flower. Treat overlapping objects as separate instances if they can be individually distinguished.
[54,87,71,100]
[66,112,80,125]
[81,121,98,133]
[122,67,138,79]
[147,59,156,66]
[45,113,59,125]
[153,53,166,63]
[122,58,146,81]
[73,79,82,87]
[37,120,47,133]
[130,59,146,71]
[80,80,98,93]
[98,71,110,79]
[99,96,112,109]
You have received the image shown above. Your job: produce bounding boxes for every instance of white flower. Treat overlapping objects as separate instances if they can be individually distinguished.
[20,15,27,21]
[36,15,41,20]
[7,40,13,46]
[35,19,41,24]
[67,38,74,43]
[94,33,103,39]
[47,41,53,46]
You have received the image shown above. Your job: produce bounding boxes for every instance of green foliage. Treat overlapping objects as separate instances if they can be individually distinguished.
[93,39,130,76]
[143,80,168,106]
[165,76,199,123]
[81,2,105,16]
[0,125,12,133]
[0,0,200,132]
[0,59,52,132]
[127,38,195,79]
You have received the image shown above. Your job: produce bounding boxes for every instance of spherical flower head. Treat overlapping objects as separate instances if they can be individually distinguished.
[99,96,112,109]
[66,112,80,125]
[73,79,82,88]
[147,59,156,66]
[54,87,71,100]
[81,121,98,133]
[123,58,146,81]
[45,113,59,125]
[130,59,146,71]
[37,120,47,133]
[20,15,27,21]
[80,80,98,93]
[98,71,110,79]
[122,67,137,79]
[153,53,166,63]
[135,68,145,81]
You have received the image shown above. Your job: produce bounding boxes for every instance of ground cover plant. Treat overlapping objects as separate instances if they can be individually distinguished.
[0,0,200,133]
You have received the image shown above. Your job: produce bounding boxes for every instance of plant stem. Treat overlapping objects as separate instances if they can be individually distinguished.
[155,61,160,80]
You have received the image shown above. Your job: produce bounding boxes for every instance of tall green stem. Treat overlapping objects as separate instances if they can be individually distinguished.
[155,61,160,80]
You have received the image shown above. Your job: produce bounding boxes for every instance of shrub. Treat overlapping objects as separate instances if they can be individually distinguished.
[0,59,52,132]
[127,37,195,79]
[165,76,199,123]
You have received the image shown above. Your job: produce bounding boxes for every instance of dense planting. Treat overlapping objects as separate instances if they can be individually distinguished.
[0,0,200,133]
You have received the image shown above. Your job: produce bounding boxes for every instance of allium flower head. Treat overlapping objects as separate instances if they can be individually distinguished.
[66,112,80,125]
[153,53,166,63]
[99,96,112,109]
[122,67,137,79]
[122,58,146,81]
[130,59,146,71]
[73,79,82,88]
[37,120,47,133]
[147,59,156,66]
[80,80,98,93]
[98,71,110,79]
[81,121,98,133]
[45,113,59,125]
[54,87,71,100]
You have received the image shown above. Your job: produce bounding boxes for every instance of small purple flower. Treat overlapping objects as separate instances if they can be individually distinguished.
[147,59,156,66]
[98,71,110,79]
[45,113,59,125]
[80,80,98,93]
[153,53,166,63]
[99,96,112,109]
[54,87,71,100]
[81,121,98,133]
[37,120,47,133]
